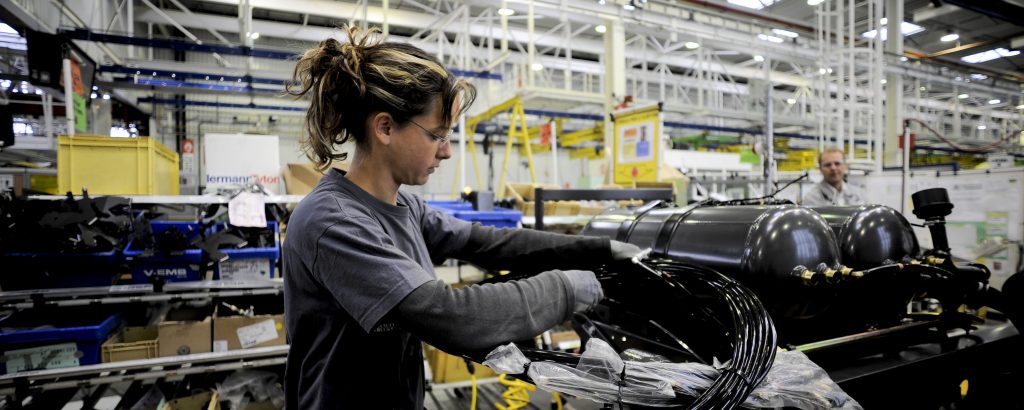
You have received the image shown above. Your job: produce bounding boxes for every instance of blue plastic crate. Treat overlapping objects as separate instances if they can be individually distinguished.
[2,249,123,290]
[124,221,209,283]
[426,200,474,211]
[214,221,280,280]
[451,208,523,228]
[0,310,122,374]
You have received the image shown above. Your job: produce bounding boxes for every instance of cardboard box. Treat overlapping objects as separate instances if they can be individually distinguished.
[161,390,220,410]
[424,345,495,383]
[213,314,286,351]
[102,326,159,363]
[281,162,348,195]
[158,306,212,357]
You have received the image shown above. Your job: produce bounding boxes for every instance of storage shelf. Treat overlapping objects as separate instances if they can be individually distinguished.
[27,194,305,204]
[0,345,289,395]
[0,280,283,310]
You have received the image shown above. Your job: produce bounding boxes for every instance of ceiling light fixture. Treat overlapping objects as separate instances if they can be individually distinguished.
[685,42,700,49]
[940,33,959,42]
[771,28,799,38]
[961,48,1020,64]
[978,125,987,130]
[530,62,544,71]
[1016,104,1024,110]
[862,19,925,41]
[595,24,606,33]
[989,99,1001,105]
[753,55,765,62]
[757,34,784,43]
[728,0,779,10]
[807,0,825,5]
[957,93,969,99]
[786,98,797,104]
[622,3,635,10]
[497,8,515,16]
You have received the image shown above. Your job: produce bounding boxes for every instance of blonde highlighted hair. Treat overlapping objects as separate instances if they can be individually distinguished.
[287,25,477,170]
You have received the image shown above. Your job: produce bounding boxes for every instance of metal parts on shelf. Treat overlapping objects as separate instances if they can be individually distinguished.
[0,280,283,310]
[0,345,289,395]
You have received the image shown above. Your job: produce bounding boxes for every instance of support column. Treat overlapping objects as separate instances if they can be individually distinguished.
[603,18,625,184]
[883,0,904,167]
[127,0,134,58]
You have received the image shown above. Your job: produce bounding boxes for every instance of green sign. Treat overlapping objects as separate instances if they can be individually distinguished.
[73,94,87,132]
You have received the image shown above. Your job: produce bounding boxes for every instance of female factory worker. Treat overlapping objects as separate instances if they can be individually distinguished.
[283,26,640,409]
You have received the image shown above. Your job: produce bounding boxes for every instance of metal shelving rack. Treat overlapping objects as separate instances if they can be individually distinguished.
[0,280,283,310]
[0,345,289,396]
[27,194,305,204]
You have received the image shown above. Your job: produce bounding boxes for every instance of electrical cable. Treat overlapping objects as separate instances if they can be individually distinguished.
[470,373,478,410]
[599,258,777,409]
[498,255,777,409]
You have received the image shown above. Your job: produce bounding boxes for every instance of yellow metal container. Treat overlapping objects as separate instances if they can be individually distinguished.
[58,135,180,195]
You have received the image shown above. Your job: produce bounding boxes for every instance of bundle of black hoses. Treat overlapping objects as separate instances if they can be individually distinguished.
[633,258,778,409]
[515,257,777,409]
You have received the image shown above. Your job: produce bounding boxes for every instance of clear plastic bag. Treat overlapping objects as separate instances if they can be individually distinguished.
[484,339,862,409]
[217,369,284,409]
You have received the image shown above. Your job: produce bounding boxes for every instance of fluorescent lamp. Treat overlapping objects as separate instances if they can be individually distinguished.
[595,25,606,33]
[497,8,515,16]
[685,42,700,49]
[989,99,1001,105]
[862,19,925,41]
[530,63,544,71]
[978,125,987,130]
[757,34,784,43]
[753,55,765,62]
[940,33,959,42]
[807,0,825,5]
[1017,104,1024,110]
[961,48,1020,64]
[249,32,260,40]
[772,28,799,38]
[728,0,779,9]
[970,73,988,80]
[786,98,797,104]
[957,94,969,99]
[0,23,17,35]
[622,3,635,10]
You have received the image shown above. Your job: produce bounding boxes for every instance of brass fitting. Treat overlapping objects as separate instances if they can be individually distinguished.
[839,266,854,280]
[822,267,839,284]
[799,269,816,286]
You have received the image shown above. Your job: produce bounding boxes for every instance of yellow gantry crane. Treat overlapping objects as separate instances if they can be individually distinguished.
[453,96,606,197]
[454,96,537,198]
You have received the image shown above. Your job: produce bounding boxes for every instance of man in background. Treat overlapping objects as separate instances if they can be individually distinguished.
[801,147,865,206]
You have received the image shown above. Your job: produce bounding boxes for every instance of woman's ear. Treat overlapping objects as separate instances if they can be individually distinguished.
[369,112,393,146]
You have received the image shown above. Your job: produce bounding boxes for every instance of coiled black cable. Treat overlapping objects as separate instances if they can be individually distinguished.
[598,258,778,409]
